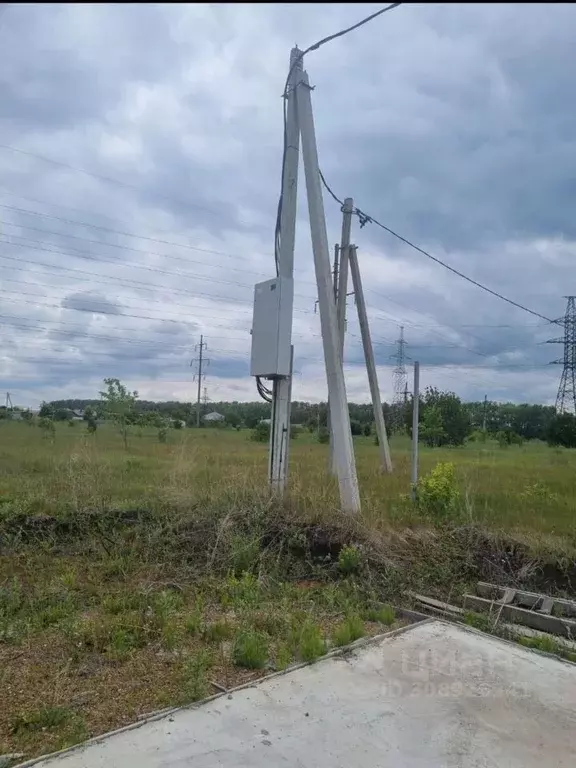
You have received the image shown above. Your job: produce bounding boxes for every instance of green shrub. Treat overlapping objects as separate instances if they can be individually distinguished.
[250,422,270,442]
[337,545,362,575]
[232,629,269,669]
[416,462,460,522]
[317,426,329,444]
[332,615,365,647]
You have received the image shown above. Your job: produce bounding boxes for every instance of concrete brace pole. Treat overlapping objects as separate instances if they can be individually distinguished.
[296,69,360,514]
[330,199,354,474]
[410,361,420,501]
[348,246,393,473]
[269,47,301,494]
[326,244,339,461]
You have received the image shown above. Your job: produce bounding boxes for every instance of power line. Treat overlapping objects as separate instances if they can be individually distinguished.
[0,261,316,316]
[0,203,270,268]
[318,171,557,325]
[0,144,244,224]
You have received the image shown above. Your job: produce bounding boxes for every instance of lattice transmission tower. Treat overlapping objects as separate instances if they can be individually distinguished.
[548,296,576,414]
[390,326,409,430]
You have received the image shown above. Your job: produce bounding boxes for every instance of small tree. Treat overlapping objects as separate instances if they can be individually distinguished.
[99,378,138,450]
[363,422,372,437]
[250,421,270,442]
[420,406,446,448]
[38,416,56,443]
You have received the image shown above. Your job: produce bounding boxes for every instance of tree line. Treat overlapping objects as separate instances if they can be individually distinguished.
[41,389,576,448]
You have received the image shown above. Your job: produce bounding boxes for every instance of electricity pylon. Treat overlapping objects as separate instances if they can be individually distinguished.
[390,326,409,430]
[548,296,576,414]
[191,335,209,426]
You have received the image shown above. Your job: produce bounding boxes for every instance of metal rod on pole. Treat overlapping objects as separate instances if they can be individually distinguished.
[348,246,393,473]
[410,361,420,500]
[296,68,360,514]
[268,47,301,494]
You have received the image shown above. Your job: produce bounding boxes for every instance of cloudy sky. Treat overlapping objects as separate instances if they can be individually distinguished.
[0,2,573,408]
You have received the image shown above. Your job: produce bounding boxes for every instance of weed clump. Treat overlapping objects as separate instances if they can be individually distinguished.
[202,619,234,643]
[337,545,362,576]
[232,629,269,669]
[364,604,395,626]
[332,615,365,647]
[180,650,214,702]
[293,621,326,663]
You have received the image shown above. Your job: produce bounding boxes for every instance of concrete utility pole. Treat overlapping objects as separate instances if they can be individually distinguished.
[482,394,488,432]
[326,244,339,466]
[410,361,420,501]
[191,335,209,427]
[296,68,360,514]
[348,245,393,473]
[330,198,354,474]
[267,47,301,493]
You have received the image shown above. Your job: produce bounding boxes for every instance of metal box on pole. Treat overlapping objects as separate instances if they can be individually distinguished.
[250,276,294,378]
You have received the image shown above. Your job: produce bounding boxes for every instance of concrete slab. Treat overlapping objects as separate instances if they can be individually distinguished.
[24,621,576,768]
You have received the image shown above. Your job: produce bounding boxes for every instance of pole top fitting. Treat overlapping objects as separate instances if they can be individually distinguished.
[290,47,304,69]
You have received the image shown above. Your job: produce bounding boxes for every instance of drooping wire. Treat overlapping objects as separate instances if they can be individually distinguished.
[274,2,402,275]
[318,170,557,326]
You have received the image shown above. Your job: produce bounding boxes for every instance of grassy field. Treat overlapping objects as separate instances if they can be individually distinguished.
[1,421,576,759]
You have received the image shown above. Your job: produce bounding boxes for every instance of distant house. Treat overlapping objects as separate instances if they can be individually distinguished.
[70,409,85,421]
[203,411,225,424]
[259,418,271,426]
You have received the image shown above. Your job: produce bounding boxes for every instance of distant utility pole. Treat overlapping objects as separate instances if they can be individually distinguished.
[548,296,576,414]
[190,335,209,427]
[348,245,393,473]
[482,394,488,432]
[391,326,408,431]
[410,361,420,501]
[202,386,209,408]
[5,392,13,409]
[329,198,355,475]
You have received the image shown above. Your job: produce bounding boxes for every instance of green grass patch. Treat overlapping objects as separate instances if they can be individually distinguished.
[232,629,269,669]
[364,604,395,626]
[332,615,366,647]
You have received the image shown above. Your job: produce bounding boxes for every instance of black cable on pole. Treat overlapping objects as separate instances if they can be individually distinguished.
[318,171,557,326]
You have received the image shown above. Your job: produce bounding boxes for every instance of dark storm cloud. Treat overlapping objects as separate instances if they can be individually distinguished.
[61,291,122,316]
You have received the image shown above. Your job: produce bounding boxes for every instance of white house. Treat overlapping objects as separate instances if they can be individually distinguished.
[203,411,225,423]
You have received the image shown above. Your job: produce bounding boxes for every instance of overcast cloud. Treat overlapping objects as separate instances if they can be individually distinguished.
[0,2,572,408]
